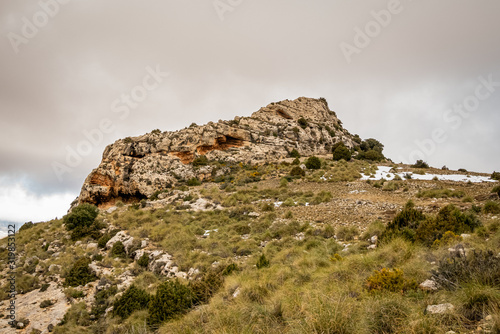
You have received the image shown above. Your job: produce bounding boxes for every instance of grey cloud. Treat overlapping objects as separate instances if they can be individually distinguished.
[0,0,499,206]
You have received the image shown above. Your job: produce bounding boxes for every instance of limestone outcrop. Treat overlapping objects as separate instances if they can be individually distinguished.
[75,97,358,207]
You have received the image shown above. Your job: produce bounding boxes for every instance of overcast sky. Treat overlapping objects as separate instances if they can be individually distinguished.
[1,0,499,227]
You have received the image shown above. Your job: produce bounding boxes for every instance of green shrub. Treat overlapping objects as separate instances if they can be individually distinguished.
[292,157,300,165]
[289,149,300,158]
[110,241,126,258]
[39,283,50,292]
[491,171,500,180]
[19,221,34,232]
[113,285,150,319]
[305,156,321,170]
[192,155,209,167]
[336,226,358,241]
[325,125,335,137]
[221,263,239,276]
[431,250,500,289]
[63,203,100,240]
[148,280,193,326]
[492,185,500,197]
[40,299,54,308]
[290,166,305,177]
[365,268,417,293]
[97,234,111,249]
[261,202,275,212]
[92,254,103,262]
[382,200,426,242]
[432,231,463,248]
[460,285,500,321]
[137,253,149,268]
[256,254,270,269]
[357,149,384,161]
[65,257,97,287]
[64,203,98,231]
[382,181,401,192]
[16,274,39,294]
[91,285,117,319]
[332,142,351,161]
[297,117,308,129]
[279,178,289,188]
[64,288,85,299]
[187,177,201,186]
[483,201,500,214]
[311,191,332,204]
[411,160,429,168]
[58,302,91,327]
[416,205,481,246]
[360,138,384,154]
[416,188,465,199]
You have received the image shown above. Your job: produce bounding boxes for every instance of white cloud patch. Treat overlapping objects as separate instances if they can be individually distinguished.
[0,183,76,223]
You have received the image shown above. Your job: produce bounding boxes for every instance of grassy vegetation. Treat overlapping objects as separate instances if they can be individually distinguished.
[416,188,466,199]
[1,159,499,333]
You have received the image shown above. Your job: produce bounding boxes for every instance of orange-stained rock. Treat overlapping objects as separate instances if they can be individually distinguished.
[74,97,357,208]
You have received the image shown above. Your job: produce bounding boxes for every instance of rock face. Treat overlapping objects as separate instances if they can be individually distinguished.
[75,97,358,207]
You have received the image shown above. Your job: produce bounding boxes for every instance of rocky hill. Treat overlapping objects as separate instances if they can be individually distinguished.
[75,97,358,207]
[1,97,499,334]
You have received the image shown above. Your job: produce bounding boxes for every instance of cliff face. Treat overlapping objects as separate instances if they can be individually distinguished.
[75,97,357,207]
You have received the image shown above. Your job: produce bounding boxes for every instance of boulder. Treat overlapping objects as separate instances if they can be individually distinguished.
[419,279,439,291]
[426,303,455,314]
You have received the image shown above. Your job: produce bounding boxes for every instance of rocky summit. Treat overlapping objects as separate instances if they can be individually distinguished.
[75,97,357,207]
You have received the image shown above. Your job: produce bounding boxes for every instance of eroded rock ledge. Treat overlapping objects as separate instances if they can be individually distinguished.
[75,97,357,207]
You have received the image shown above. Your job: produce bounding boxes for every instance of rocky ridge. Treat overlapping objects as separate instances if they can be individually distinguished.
[75,97,357,207]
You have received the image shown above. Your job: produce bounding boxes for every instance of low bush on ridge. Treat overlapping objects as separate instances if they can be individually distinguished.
[382,200,481,246]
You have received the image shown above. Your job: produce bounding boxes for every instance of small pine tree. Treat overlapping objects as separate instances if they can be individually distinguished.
[113,285,150,319]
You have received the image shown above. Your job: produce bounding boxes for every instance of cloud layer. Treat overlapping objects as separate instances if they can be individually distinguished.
[1,0,499,223]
